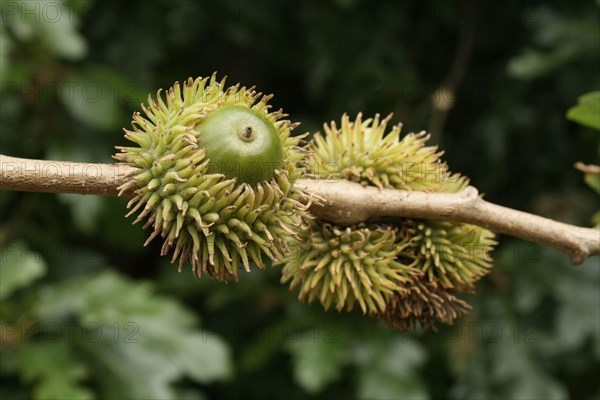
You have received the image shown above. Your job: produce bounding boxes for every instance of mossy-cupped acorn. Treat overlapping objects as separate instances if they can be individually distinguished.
[114,74,309,281]
[309,113,468,191]
[282,113,496,330]
[282,222,421,315]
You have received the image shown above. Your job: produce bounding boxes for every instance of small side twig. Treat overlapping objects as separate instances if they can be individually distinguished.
[1,154,598,265]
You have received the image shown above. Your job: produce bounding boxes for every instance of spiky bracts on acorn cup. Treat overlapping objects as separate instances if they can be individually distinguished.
[115,74,309,281]
[281,113,496,330]
[282,222,420,315]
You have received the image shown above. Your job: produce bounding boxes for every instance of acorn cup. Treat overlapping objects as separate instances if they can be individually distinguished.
[114,74,309,281]
[281,222,421,315]
[281,113,496,330]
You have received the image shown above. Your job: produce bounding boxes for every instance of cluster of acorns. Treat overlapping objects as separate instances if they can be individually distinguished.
[116,75,496,330]
[281,114,496,330]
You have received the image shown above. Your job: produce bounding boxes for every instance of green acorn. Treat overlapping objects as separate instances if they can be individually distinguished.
[282,113,496,329]
[406,220,496,290]
[199,105,284,184]
[310,113,467,191]
[282,222,421,315]
[114,74,308,281]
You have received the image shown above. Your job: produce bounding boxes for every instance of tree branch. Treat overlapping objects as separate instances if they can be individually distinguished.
[1,154,598,265]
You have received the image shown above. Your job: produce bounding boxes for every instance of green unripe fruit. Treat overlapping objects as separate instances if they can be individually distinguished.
[281,113,497,330]
[114,75,309,281]
[198,105,284,185]
[281,222,421,315]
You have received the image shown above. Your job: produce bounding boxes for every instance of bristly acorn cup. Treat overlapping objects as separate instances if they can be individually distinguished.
[114,74,309,281]
[282,113,496,330]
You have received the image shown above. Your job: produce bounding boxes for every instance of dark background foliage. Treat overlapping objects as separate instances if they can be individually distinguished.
[0,0,599,399]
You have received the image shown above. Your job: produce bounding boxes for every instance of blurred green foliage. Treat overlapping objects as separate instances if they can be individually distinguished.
[567,91,600,131]
[1,0,599,399]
